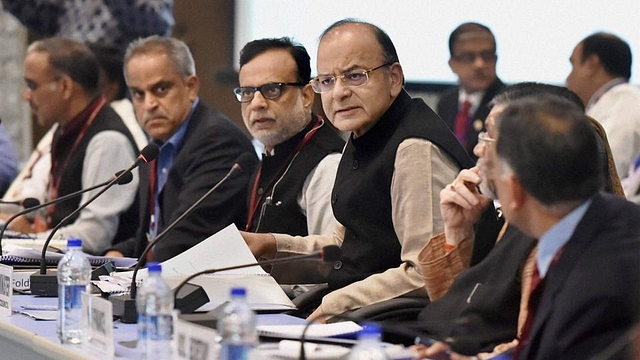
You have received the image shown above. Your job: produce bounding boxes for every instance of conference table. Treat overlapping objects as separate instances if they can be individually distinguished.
[1,293,415,359]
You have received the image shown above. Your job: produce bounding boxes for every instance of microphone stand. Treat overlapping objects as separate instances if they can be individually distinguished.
[172,251,328,300]
[111,162,246,323]
[30,167,137,296]
[0,180,114,255]
[173,246,340,330]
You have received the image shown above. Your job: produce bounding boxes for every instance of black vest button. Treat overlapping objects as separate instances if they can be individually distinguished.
[352,160,359,170]
[331,193,337,204]
[333,260,343,270]
[257,188,264,195]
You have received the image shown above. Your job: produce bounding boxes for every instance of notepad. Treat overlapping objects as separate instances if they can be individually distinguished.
[257,321,362,339]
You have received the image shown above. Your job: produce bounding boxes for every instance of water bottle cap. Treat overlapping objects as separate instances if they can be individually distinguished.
[67,238,82,247]
[358,322,383,338]
[230,287,246,297]
[147,262,162,273]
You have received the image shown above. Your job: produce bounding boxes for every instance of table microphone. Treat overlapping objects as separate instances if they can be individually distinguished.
[0,198,41,208]
[110,152,257,323]
[173,245,342,300]
[30,144,159,296]
[174,245,341,330]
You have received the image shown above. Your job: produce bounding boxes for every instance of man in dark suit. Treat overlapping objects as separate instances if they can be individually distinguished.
[437,22,505,161]
[489,95,640,359]
[105,36,258,262]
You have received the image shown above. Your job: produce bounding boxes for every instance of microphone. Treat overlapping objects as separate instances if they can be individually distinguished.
[110,152,256,323]
[173,245,341,300]
[0,173,133,254]
[30,144,159,296]
[0,198,41,208]
[175,245,341,331]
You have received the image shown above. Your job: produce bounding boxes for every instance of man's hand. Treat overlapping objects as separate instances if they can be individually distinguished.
[6,215,35,234]
[412,341,477,360]
[307,305,327,324]
[440,167,492,246]
[239,231,277,259]
[104,250,124,258]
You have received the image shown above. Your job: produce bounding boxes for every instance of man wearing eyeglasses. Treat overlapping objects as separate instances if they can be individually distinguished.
[4,37,140,255]
[235,38,344,285]
[243,19,473,322]
[437,22,505,161]
[105,36,257,262]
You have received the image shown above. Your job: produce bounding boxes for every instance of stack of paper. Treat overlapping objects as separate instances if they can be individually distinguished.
[96,224,296,312]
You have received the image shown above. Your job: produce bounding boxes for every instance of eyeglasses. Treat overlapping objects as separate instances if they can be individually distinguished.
[478,131,496,146]
[309,62,394,93]
[453,51,497,64]
[24,78,60,92]
[233,82,303,103]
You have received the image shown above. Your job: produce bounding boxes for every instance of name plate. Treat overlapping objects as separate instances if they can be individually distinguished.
[0,264,13,316]
[174,315,219,360]
[83,293,115,357]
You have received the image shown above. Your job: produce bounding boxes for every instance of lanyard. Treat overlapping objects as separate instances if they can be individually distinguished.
[245,117,324,230]
[46,97,106,226]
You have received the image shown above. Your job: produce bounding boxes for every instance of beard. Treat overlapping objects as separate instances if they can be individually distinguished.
[250,98,310,149]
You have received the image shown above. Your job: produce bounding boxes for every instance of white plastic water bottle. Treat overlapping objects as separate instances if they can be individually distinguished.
[56,238,91,344]
[136,262,174,359]
[218,287,257,360]
[347,323,390,360]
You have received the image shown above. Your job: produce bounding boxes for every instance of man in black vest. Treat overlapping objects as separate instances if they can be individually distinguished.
[8,37,139,255]
[236,37,344,284]
[243,19,473,321]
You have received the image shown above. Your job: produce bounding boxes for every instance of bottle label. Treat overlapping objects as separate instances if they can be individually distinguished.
[63,285,85,309]
[138,314,173,340]
[221,343,250,360]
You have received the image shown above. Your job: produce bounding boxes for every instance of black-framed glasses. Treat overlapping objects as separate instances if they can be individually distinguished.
[233,82,303,103]
[309,62,394,93]
[453,51,497,64]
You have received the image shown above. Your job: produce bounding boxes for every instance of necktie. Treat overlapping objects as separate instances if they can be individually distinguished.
[454,100,472,146]
[514,264,543,359]
[514,248,563,360]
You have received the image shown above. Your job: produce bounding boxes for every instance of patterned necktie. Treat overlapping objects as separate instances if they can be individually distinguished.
[514,264,543,359]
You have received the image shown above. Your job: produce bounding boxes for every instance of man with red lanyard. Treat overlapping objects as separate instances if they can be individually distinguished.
[237,37,344,285]
[105,36,257,262]
[7,37,139,255]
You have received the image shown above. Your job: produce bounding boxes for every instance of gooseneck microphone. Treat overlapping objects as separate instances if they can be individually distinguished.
[0,198,41,208]
[172,245,342,300]
[0,181,129,256]
[111,152,256,323]
[29,144,159,296]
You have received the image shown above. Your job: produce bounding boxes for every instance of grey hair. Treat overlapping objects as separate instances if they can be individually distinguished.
[124,36,196,82]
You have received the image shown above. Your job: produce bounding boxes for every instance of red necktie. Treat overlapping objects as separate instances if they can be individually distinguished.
[454,100,472,146]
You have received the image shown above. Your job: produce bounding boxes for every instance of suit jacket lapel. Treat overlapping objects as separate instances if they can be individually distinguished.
[523,194,604,358]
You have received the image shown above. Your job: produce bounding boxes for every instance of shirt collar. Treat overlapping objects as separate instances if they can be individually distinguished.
[586,77,627,110]
[537,198,593,278]
[459,89,485,111]
[153,98,199,150]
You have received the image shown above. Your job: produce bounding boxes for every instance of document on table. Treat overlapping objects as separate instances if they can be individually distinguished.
[97,224,296,311]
